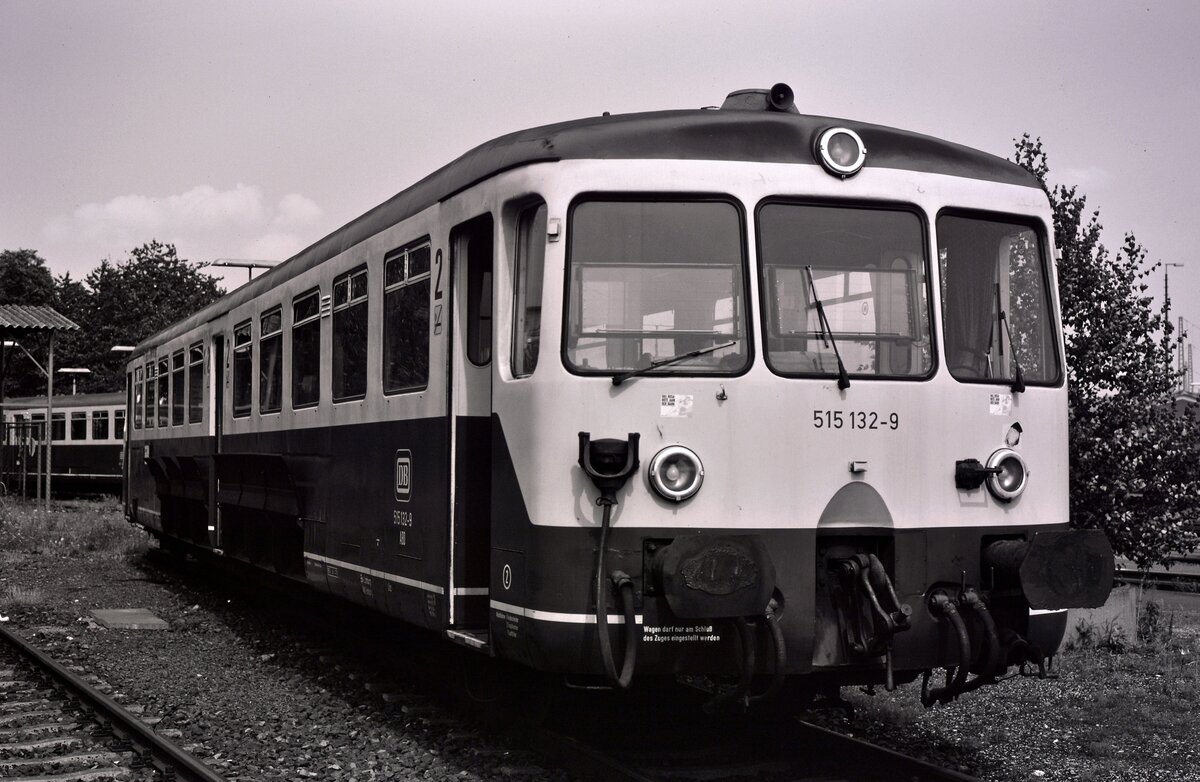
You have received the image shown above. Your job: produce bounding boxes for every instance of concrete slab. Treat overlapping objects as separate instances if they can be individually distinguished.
[1063,585,1138,646]
[90,609,169,630]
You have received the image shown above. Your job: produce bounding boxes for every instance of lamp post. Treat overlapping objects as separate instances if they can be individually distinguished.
[1164,263,1183,328]
[1165,263,1184,384]
[208,259,277,282]
[57,367,91,395]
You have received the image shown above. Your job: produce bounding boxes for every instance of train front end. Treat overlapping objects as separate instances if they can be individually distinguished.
[487,92,1113,706]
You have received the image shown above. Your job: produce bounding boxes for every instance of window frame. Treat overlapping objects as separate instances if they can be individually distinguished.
[143,362,154,429]
[92,409,110,441]
[512,201,547,378]
[156,357,170,428]
[382,238,432,395]
[935,207,1063,388]
[291,288,322,410]
[232,319,254,418]
[754,197,937,382]
[171,349,185,426]
[188,342,205,424]
[259,306,284,414]
[561,193,754,379]
[70,411,88,441]
[332,265,370,403]
[133,365,144,430]
[51,411,66,442]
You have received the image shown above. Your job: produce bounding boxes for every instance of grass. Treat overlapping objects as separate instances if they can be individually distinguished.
[819,589,1200,780]
[0,495,149,560]
[3,585,45,606]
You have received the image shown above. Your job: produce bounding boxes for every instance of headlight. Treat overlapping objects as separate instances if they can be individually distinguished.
[985,448,1028,501]
[648,445,704,502]
[816,127,867,178]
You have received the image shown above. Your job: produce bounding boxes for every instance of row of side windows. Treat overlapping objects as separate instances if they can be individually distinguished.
[133,343,204,430]
[231,238,432,417]
[129,203,548,429]
[6,408,126,442]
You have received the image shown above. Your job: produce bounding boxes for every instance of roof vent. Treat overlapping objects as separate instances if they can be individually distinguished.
[720,83,797,113]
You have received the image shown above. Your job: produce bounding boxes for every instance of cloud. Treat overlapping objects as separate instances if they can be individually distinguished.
[240,231,309,262]
[272,193,323,229]
[46,184,267,244]
[42,184,325,273]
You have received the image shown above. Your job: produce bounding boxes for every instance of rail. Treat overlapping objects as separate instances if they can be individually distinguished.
[0,623,228,782]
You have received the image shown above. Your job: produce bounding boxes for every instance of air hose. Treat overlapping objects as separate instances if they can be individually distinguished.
[594,498,637,689]
[578,432,641,690]
[921,594,971,707]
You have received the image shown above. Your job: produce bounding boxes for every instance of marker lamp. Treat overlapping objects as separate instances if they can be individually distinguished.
[986,448,1028,501]
[648,445,704,502]
[817,127,867,177]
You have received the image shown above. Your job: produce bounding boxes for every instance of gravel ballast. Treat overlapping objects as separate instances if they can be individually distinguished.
[1,542,572,781]
[3,503,1197,782]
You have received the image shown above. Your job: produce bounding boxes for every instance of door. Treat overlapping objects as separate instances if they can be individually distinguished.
[448,214,494,628]
[209,333,225,548]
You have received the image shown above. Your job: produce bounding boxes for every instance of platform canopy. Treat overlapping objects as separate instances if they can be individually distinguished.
[0,304,80,335]
[0,304,80,507]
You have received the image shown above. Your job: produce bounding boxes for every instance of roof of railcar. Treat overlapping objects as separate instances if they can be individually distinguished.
[134,107,1040,355]
[1,391,124,410]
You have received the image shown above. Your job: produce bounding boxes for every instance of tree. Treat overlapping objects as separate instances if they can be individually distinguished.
[0,249,59,399]
[69,241,225,393]
[1014,136,1200,567]
[0,241,224,399]
[0,249,56,306]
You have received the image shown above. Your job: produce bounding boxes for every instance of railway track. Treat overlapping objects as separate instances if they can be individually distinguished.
[531,714,983,782]
[1116,555,1200,590]
[0,623,226,782]
[147,546,984,782]
[513,676,983,782]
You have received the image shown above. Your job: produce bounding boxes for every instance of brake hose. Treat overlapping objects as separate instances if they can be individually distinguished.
[594,500,636,688]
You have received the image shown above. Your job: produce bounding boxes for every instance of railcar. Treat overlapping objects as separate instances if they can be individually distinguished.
[2,392,125,496]
[124,84,1113,706]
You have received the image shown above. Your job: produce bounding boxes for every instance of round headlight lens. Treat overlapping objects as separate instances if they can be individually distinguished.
[649,445,704,502]
[817,127,866,177]
[985,448,1028,501]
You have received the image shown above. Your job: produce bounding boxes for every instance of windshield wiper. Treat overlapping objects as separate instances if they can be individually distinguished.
[611,340,738,386]
[805,266,850,390]
[993,282,1025,393]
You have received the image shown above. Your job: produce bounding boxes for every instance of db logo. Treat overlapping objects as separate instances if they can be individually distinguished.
[394,450,413,502]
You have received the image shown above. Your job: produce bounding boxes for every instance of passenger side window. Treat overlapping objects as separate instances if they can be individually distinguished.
[383,241,431,394]
[156,358,169,428]
[133,366,144,430]
[233,320,253,417]
[292,290,321,408]
[114,409,126,439]
[260,308,283,413]
[512,203,547,377]
[93,410,110,440]
[188,343,204,423]
[70,412,87,440]
[143,363,154,428]
[171,350,185,425]
[333,267,369,401]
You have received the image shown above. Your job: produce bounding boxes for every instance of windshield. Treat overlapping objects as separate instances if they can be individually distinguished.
[565,200,749,374]
[758,203,933,378]
[938,213,1060,385]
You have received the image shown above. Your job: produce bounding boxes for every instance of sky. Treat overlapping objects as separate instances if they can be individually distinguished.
[2,1,1198,382]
